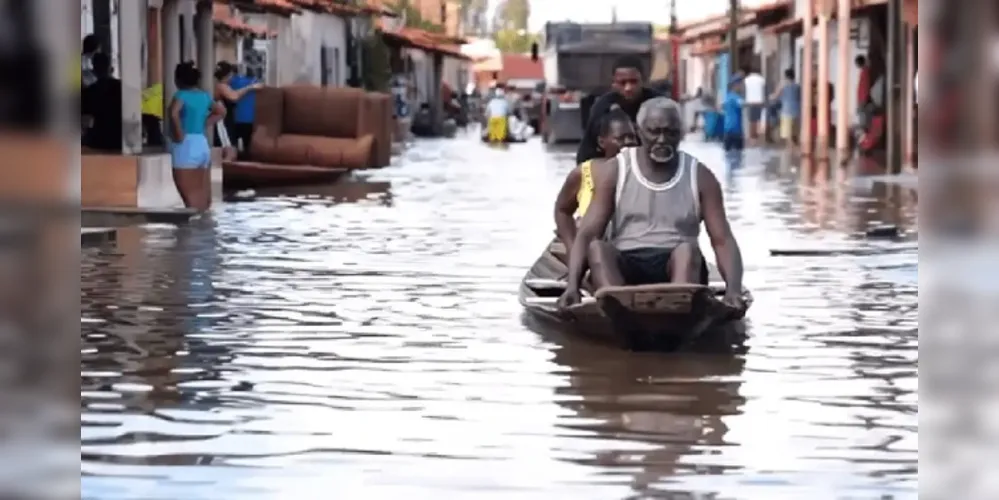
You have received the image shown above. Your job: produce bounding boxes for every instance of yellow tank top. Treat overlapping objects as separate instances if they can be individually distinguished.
[142,83,164,119]
[575,160,595,218]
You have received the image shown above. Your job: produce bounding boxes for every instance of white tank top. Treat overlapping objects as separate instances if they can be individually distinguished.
[608,147,702,251]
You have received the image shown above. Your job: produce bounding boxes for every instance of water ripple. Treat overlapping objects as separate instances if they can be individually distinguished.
[82,135,917,499]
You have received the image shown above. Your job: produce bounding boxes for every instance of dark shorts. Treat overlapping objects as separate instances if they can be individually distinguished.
[214,122,254,158]
[617,247,710,286]
[723,133,744,151]
[747,104,764,122]
[233,122,254,154]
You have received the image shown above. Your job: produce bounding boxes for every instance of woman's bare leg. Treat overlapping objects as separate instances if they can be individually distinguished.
[172,168,195,208]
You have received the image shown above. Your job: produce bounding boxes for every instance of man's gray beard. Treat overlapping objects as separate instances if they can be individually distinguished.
[648,145,675,163]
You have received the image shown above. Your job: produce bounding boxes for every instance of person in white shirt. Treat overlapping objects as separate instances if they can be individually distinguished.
[484,87,511,142]
[743,68,766,140]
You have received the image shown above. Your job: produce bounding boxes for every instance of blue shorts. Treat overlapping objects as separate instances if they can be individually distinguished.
[747,104,764,122]
[171,133,211,169]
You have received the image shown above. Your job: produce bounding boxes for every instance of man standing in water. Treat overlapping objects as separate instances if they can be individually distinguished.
[575,55,662,164]
[743,66,766,142]
[558,97,746,313]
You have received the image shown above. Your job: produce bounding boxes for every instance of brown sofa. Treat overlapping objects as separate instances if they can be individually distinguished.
[250,86,392,170]
[364,92,392,168]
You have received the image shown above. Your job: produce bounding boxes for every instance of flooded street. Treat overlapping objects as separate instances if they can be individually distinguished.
[81,132,917,499]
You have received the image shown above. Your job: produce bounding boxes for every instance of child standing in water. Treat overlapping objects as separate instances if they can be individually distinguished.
[722,76,745,151]
[770,68,802,147]
[169,62,225,211]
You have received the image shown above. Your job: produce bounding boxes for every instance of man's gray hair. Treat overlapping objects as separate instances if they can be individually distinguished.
[636,96,684,127]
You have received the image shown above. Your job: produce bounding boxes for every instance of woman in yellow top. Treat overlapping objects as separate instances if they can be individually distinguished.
[553,108,637,258]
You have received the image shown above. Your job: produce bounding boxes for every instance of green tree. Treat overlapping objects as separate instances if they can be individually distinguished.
[492,29,538,54]
[391,0,444,33]
[458,0,489,36]
[491,0,533,53]
[493,0,530,32]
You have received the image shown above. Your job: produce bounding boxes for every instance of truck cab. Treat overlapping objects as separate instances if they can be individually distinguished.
[538,22,655,144]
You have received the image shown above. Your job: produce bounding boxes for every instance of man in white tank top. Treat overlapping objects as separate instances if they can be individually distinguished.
[559,97,746,313]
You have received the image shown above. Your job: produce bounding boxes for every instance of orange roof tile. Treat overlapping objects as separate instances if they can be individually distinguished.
[496,54,543,81]
[762,16,801,34]
[380,27,471,60]
[244,0,301,15]
[213,2,277,37]
[690,40,727,57]
[678,1,793,43]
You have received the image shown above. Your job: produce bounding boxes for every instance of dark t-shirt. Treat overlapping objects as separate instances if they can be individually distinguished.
[575,87,663,164]
[82,77,123,151]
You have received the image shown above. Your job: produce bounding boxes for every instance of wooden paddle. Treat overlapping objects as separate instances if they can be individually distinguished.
[769,243,918,257]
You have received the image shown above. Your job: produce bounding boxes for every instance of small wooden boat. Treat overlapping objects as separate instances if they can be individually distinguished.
[222,161,348,189]
[519,240,752,351]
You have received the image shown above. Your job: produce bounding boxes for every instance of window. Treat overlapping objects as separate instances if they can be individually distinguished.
[320,46,341,86]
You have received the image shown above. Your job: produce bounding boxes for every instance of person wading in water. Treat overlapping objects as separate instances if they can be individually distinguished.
[169,62,226,211]
[575,55,663,165]
[557,97,746,313]
[553,107,637,260]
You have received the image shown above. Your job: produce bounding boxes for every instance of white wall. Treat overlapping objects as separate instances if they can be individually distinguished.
[81,0,94,37]
[246,11,349,86]
[441,57,468,93]
[405,48,432,106]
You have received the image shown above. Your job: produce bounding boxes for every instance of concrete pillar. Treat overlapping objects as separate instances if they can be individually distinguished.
[904,25,915,165]
[885,0,903,173]
[195,0,214,146]
[431,53,444,135]
[195,0,214,93]
[110,0,121,79]
[835,0,852,160]
[816,5,830,160]
[800,0,814,156]
[162,0,181,134]
[181,0,196,61]
[118,0,144,154]
[147,5,163,87]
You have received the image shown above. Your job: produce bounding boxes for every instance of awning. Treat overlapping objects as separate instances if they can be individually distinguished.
[762,17,801,35]
[214,2,276,38]
[380,28,471,60]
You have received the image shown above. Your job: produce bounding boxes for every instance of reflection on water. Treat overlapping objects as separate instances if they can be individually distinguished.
[82,137,917,499]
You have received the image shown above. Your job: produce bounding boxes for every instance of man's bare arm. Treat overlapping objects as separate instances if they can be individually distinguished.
[565,158,617,290]
[698,164,744,293]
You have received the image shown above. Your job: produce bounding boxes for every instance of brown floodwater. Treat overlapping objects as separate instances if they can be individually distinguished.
[81,133,918,499]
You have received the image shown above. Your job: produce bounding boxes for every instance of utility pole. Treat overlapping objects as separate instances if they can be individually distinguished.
[669,0,677,33]
[728,0,739,77]
[669,0,679,99]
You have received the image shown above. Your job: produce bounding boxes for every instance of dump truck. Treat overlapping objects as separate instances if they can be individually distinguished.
[537,21,657,144]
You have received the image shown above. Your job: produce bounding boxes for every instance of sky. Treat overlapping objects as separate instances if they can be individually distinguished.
[489,0,774,31]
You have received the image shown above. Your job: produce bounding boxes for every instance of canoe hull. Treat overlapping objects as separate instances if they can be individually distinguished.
[519,240,750,351]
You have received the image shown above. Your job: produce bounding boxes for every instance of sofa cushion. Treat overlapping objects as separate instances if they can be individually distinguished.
[362,93,392,168]
[252,87,285,133]
[270,134,374,170]
[282,86,367,138]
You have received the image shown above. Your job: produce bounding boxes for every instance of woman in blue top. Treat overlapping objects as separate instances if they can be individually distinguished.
[169,62,225,211]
